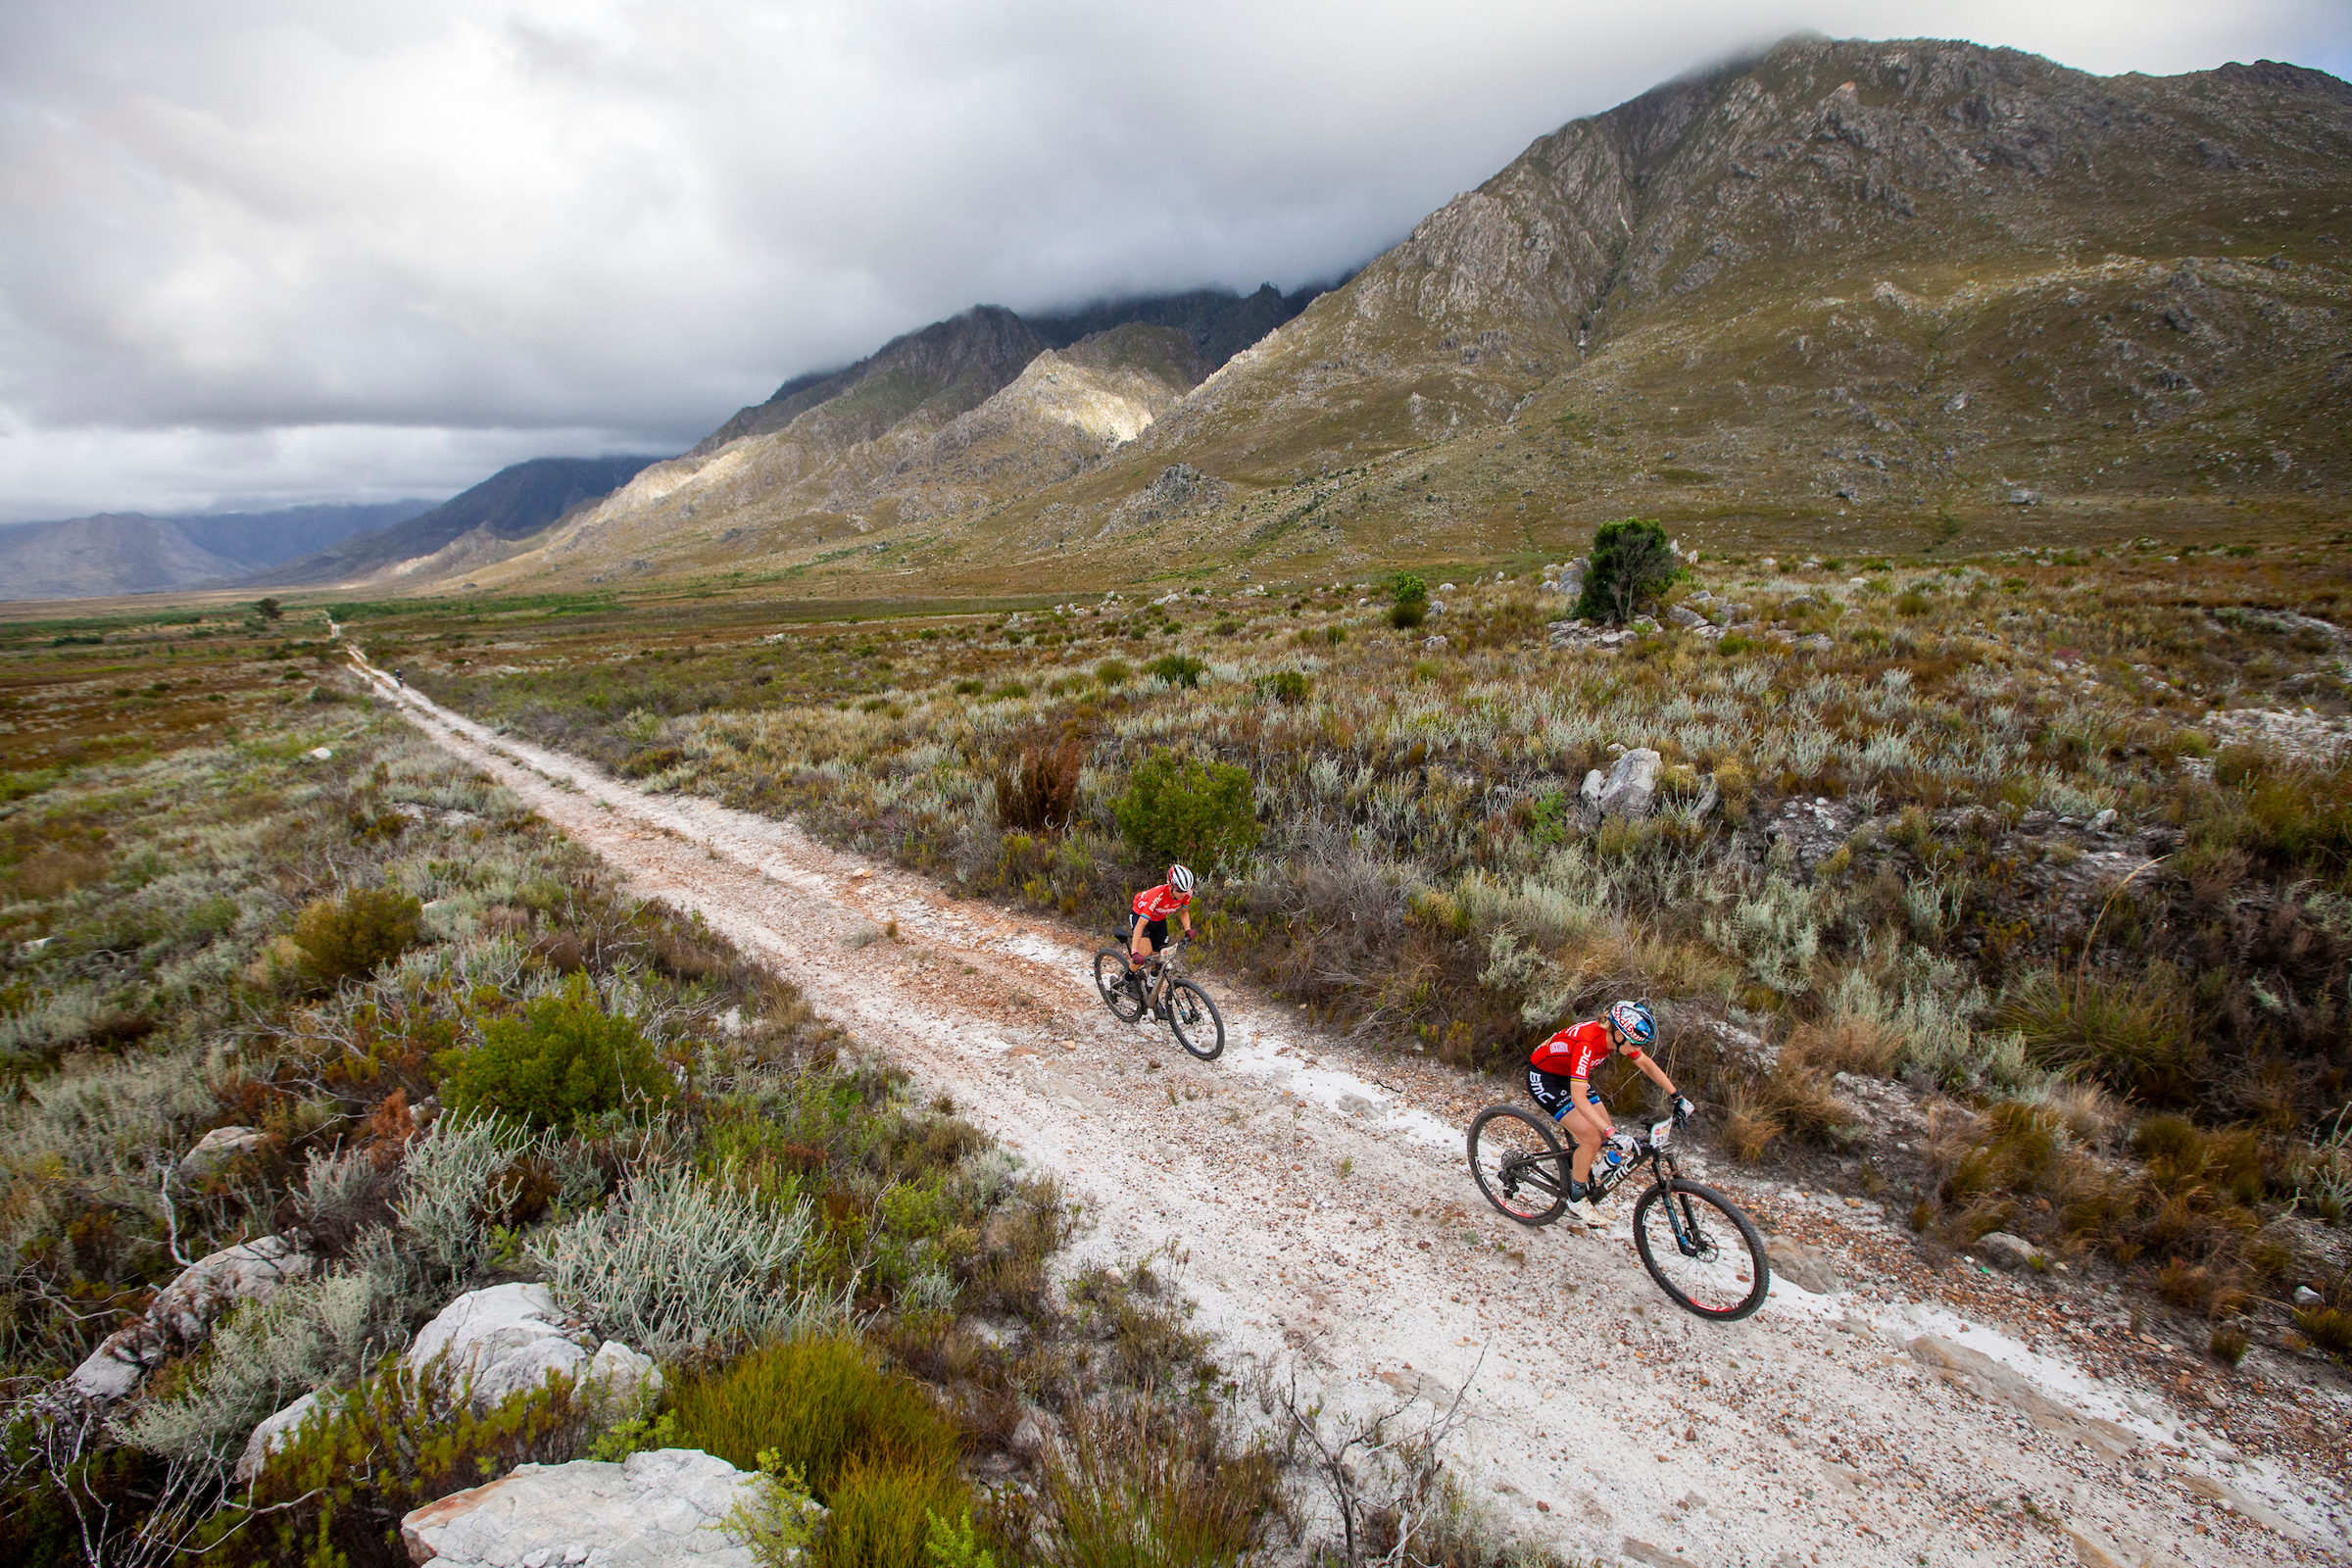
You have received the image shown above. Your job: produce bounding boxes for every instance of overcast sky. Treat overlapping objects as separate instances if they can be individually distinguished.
[1,1,2345,523]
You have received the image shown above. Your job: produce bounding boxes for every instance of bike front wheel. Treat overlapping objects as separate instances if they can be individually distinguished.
[1094,949,1145,1022]
[1166,979,1224,1060]
[1467,1105,1568,1226]
[1632,1179,1770,1321]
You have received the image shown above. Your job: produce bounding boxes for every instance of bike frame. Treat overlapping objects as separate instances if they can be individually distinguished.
[1506,1114,1681,1208]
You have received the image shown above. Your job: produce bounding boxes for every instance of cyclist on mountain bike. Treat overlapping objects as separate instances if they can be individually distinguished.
[1528,1001,1693,1227]
[1129,863,1197,969]
[1123,864,1198,1017]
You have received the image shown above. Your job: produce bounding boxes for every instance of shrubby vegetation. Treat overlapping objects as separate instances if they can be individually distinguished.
[0,647,1318,1565]
[404,540,2352,1350]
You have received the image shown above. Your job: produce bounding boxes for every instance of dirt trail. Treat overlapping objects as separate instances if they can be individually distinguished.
[354,658,2346,1568]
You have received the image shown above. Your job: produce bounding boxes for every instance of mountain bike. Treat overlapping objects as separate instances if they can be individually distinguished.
[1092,933,1224,1060]
[1464,1100,1770,1320]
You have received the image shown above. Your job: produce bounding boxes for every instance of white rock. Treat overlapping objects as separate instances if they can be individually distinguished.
[68,1235,314,1402]
[400,1449,766,1568]
[69,1324,163,1401]
[178,1125,269,1181]
[2294,1285,2326,1307]
[1421,635,1447,651]
[308,747,334,761]
[1578,768,1605,805]
[151,1235,317,1343]
[2091,808,2119,832]
[237,1390,328,1481]
[1596,749,1662,819]
[408,1284,660,1413]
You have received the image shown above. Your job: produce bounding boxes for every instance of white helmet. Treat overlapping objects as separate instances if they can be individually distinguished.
[1167,863,1197,894]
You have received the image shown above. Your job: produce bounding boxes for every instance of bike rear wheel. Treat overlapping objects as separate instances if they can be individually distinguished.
[1094,949,1145,1022]
[1166,979,1224,1060]
[1467,1105,1569,1225]
[1632,1179,1770,1321]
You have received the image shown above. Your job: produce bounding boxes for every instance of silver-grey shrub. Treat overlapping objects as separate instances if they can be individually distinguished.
[529,1163,836,1362]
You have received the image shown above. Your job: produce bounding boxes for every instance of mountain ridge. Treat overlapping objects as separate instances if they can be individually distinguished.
[378,36,2352,599]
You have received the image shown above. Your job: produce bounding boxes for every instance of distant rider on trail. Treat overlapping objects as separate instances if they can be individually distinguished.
[1126,863,1197,1012]
[1527,1001,1693,1227]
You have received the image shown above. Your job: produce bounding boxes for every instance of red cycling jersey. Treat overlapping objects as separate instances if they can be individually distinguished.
[1132,883,1194,922]
[1530,1019,1637,1080]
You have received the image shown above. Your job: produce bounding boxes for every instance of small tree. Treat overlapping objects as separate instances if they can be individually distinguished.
[291,886,422,983]
[439,973,669,1132]
[1112,750,1259,875]
[1388,574,1428,630]
[255,597,284,621]
[1575,518,1681,624]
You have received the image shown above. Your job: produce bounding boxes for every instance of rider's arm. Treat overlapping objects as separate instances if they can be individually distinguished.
[1628,1050,1678,1101]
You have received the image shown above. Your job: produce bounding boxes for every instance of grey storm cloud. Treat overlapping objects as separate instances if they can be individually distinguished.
[1,0,2346,520]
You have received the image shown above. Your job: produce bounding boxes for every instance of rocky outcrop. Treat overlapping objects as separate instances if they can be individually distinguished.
[178,1125,269,1181]
[1906,1336,2136,1461]
[1766,1237,1840,1296]
[239,1283,661,1483]
[408,1284,660,1413]
[1597,750,1662,819]
[69,1235,315,1402]
[399,1448,766,1567]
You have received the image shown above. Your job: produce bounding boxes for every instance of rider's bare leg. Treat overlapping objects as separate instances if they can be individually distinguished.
[1558,1097,1612,1187]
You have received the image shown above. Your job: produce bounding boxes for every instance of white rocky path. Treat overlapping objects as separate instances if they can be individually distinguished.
[351,656,2344,1568]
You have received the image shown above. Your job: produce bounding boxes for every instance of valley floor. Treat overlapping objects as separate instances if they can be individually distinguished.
[350,651,2348,1568]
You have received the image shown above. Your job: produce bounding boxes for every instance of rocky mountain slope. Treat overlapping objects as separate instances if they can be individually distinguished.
[0,501,431,602]
[251,456,661,588]
[448,287,1323,589]
[453,35,2352,599]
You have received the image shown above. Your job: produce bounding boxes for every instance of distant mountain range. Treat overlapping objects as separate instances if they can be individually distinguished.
[247,455,664,588]
[440,35,2352,599]
[0,501,431,602]
[0,457,667,603]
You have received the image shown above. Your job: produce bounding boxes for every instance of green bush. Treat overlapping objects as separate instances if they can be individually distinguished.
[668,1334,958,1495]
[1252,670,1311,706]
[1095,660,1131,687]
[1146,654,1207,689]
[1575,517,1682,624]
[1111,750,1260,875]
[437,973,669,1132]
[290,886,422,983]
[1387,573,1428,630]
[818,1455,971,1568]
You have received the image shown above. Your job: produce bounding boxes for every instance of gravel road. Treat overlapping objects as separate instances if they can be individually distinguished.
[357,658,2348,1568]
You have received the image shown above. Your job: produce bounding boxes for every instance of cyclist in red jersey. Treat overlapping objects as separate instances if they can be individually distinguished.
[1527,1000,1692,1227]
[1129,863,1197,963]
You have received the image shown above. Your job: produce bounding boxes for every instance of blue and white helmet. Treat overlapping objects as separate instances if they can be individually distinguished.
[1606,999,1655,1050]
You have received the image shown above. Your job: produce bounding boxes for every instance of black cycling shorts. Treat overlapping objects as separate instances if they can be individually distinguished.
[1526,1067,1604,1121]
[1137,917,1168,952]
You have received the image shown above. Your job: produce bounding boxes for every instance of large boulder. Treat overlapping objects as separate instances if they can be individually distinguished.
[68,1235,315,1402]
[1596,750,1662,818]
[150,1235,316,1343]
[406,1284,659,1413]
[400,1449,766,1567]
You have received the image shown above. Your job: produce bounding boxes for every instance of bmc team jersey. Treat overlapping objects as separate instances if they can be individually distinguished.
[1531,1019,1618,1080]
[1133,883,1193,922]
